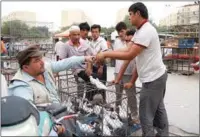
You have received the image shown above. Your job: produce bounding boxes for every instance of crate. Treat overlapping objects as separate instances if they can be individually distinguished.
[58,78,140,136]
[178,38,195,48]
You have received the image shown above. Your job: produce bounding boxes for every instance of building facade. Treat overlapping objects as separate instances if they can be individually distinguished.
[159,4,199,27]
[61,9,92,27]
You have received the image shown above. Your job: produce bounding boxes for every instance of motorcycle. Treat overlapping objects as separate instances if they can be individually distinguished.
[1,96,78,136]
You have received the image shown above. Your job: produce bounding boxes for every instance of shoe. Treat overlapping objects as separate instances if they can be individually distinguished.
[130,123,141,133]
[129,118,141,133]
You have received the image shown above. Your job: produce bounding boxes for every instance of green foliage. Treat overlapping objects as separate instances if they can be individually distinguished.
[1,20,50,38]
[123,15,133,29]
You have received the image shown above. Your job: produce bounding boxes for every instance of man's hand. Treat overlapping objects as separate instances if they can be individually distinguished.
[96,52,105,64]
[124,82,134,89]
[85,56,95,63]
[97,66,103,77]
[85,68,92,76]
[55,124,65,134]
[111,78,120,84]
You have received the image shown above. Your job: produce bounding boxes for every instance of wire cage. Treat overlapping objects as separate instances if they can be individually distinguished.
[56,71,140,136]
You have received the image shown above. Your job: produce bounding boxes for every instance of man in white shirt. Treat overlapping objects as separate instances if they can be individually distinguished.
[112,22,139,126]
[90,24,108,102]
[79,22,91,46]
[56,26,94,100]
[96,2,168,136]
[54,38,64,61]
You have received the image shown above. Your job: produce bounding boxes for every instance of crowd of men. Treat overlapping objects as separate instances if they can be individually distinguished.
[5,2,169,136]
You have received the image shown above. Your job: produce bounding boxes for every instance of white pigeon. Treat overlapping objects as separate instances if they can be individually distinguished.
[118,105,128,120]
[102,119,112,136]
[104,114,123,130]
[89,76,108,90]
[76,121,95,136]
[82,102,93,114]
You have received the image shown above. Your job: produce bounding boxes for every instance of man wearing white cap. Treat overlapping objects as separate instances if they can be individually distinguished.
[57,25,94,100]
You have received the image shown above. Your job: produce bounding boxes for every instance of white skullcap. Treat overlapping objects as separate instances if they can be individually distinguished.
[69,25,80,33]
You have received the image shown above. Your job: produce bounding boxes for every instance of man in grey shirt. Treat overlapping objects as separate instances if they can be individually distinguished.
[57,25,94,100]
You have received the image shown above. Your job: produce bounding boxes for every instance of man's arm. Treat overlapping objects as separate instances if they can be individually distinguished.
[85,46,94,76]
[51,56,85,73]
[130,68,138,84]
[115,60,131,83]
[124,68,138,89]
[100,42,145,60]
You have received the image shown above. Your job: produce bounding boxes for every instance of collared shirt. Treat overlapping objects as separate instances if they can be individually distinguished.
[90,36,108,55]
[57,39,93,75]
[8,56,85,103]
[113,38,135,75]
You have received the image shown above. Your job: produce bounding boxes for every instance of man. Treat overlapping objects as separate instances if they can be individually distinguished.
[112,24,139,127]
[56,25,94,100]
[1,37,7,56]
[54,37,64,61]
[79,22,91,45]
[8,45,93,104]
[90,24,108,102]
[96,2,168,136]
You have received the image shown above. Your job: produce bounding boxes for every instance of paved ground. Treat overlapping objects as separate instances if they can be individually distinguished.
[107,67,199,136]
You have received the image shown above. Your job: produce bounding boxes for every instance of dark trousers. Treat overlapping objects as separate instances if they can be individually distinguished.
[140,72,169,137]
[76,65,107,102]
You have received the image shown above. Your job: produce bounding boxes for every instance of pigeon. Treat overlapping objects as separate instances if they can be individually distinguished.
[118,105,128,121]
[82,101,93,114]
[92,94,104,105]
[89,76,108,90]
[76,121,96,136]
[102,119,112,136]
[104,114,123,130]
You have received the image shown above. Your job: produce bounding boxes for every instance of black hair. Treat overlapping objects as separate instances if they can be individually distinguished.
[128,2,148,19]
[1,36,3,41]
[91,24,101,32]
[79,22,90,31]
[55,38,59,43]
[104,37,107,41]
[115,22,127,32]
[126,29,136,36]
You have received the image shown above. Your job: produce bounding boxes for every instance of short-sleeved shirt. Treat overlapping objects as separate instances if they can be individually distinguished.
[90,37,108,55]
[57,39,93,75]
[131,22,166,83]
[113,38,135,75]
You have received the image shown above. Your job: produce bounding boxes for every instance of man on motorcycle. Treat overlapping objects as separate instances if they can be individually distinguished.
[8,45,94,136]
[8,45,93,104]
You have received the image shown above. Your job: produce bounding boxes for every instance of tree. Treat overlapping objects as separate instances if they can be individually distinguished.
[1,20,50,38]
[123,15,133,29]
